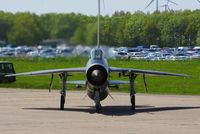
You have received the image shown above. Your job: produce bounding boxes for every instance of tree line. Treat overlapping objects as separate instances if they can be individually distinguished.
[0,10,200,47]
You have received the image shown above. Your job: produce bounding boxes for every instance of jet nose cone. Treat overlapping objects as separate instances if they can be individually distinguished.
[86,65,108,85]
[91,70,103,81]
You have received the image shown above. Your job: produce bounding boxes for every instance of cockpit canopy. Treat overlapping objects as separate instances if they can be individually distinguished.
[91,48,104,60]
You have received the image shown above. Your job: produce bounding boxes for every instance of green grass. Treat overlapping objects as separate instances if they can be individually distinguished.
[0,57,199,95]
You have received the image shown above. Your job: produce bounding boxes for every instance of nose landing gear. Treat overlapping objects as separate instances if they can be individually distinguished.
[94,89,102,113]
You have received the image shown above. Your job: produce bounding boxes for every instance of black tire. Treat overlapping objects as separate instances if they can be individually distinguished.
[95,103,102,113]
[60,95,65,110]
[131,95,135,110]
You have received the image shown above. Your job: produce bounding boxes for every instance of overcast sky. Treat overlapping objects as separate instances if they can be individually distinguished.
[0,0,199,16]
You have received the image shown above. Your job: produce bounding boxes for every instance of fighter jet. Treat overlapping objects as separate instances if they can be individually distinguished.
[6,0,191,113]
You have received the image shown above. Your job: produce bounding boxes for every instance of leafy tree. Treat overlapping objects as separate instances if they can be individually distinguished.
[86,23,97,46]
[7,14,42,45]
[112,11,131,17]
[196,30,200,46]
[124,15,146,47]
[161,14,189,47]
[115,15,131,46]
[0,11,14,42]
[39,13,58,40]
[0,9,199,47]
[142,20,161,46]
[101,17,123,46]
[71,24,87,44]
[51,13,82,39]
[101,18,116,46]
[184,21,198,46]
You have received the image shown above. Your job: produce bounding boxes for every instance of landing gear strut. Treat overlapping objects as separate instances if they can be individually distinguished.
[94,89,101,113]
[60,95,65,110]
[60,73,67,110]
[129,73,137,110]
[131,94,135,110]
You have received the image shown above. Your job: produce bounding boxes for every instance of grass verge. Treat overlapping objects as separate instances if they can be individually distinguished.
[0,57,199,95]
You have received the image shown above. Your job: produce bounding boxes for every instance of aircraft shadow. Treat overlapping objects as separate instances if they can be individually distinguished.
[23,105,200,116]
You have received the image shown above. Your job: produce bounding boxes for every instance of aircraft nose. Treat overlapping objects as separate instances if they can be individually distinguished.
[91,69,103,82]
[87,65,108,86]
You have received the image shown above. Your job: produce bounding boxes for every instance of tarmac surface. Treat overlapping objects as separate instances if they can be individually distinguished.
[0,88,200,134]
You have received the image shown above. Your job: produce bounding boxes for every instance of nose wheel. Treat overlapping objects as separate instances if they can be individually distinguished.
[95,103,102,113]
[94,90,102,113]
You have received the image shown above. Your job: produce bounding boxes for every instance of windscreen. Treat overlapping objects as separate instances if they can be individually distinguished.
[0,63,14,74]
[91,48,104,60]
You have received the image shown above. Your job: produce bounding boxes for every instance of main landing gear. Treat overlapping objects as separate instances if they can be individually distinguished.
[60,73,67,110]
[129,73,137,110]
[60,95,65,110]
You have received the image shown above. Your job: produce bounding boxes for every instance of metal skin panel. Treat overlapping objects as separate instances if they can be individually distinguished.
[86,59,109,73]
[85,49,110,100]
[86,81,109,101]
[6,67,86,76]
[109,67,192,77]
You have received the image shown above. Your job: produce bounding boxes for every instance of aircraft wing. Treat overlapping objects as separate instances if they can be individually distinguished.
[109,67,192,77]
[109,80,129,85]
[67,81,86,85]
[6,67,86,77]
[67,80,129,85]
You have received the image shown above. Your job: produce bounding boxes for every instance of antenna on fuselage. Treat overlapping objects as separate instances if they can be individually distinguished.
[97,0,101,48]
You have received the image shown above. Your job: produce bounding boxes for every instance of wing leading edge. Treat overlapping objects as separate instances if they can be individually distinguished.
[6,66,191,77]
[109,67,192,77]
[6,67,86,77]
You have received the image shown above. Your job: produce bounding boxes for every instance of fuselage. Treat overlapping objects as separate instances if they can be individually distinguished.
[85,48,109,101]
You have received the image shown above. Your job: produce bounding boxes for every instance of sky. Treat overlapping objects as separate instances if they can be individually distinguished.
[0,0,199,16]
